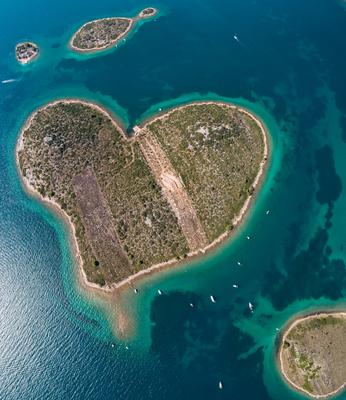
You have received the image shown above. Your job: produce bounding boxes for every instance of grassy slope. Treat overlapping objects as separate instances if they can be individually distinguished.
[145,104,264,241]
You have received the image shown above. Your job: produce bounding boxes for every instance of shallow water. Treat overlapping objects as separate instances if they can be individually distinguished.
[1,0,346,398]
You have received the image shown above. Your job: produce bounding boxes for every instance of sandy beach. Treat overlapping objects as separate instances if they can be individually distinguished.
[16,98,270,337]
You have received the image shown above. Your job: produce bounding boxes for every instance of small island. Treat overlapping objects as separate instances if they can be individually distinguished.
[279,312,346,398]
[138,7,157,18]
[16,42,39,64]
[17,100,268,290]
[69,8,158,53]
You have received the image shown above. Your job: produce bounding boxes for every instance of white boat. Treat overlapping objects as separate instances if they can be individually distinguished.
[125,345,129,350]
[266,209,270,215]
[219,381,223,390]
[210,295,216,303]
[157,289,163,295]
[246,235,251,240]
[134,288,138,294]
[237,261,242,266]
[248,302,254,313]
[189,303,194,308]
[233,35,239,42]
[232,284,239,288]
[1,79,16,84]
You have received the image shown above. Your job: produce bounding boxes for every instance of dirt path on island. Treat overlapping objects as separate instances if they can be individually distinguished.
[74,167,131,278]
[138,131,208,251]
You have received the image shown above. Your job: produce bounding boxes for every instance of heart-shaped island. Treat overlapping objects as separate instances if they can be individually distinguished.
[17,100,268,289]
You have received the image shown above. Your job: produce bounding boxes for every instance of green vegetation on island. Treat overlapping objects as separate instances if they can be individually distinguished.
[143,104,265,240]
[279,313,346,398]
[17,100,266,287]
[70,8,158,53]
[16,42,39,64]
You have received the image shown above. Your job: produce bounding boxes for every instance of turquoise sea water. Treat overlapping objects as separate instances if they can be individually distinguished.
[1,0,346,398]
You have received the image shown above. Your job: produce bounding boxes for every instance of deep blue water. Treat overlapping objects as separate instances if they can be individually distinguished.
[1,0,346,399]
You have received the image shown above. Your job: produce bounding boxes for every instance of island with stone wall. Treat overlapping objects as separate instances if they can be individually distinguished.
[17,100,268,288]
